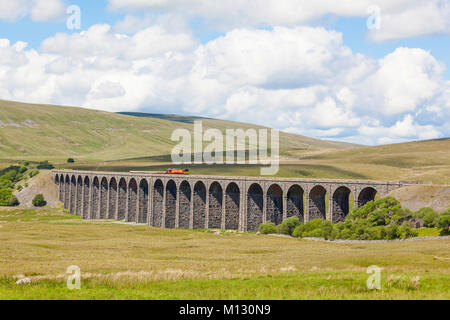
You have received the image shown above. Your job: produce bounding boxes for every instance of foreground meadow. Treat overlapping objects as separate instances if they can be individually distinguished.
[0,208,449,299]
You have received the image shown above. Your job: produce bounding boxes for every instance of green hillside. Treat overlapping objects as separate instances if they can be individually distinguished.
[1,99,449,185]
[0,99,356,161]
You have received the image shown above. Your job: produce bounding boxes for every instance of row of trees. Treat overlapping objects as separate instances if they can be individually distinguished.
[258,197,450,240]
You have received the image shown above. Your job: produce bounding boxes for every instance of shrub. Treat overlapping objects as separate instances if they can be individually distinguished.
[437,212,450,236]
[28,169,39,178]
[16,185,23,191]
[422,210,439,227]
[67,158,75,163]
[292,218,323,238]
[19,166,27,174]
[0,188,13,206]
[37,161,54,170]
[399,222,418,239]
[8,195,19,206]
[32,194,46,207]
[258,222,278,234]
[2,169,17,182]
[277,216,301,235]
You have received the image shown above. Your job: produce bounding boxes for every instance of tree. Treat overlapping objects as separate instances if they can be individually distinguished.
[32,194,46,207]
[437,212,450,236]
[8,195,19,206]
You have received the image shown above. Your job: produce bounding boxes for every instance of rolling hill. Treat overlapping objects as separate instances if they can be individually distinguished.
[0,99,449,186]
[0,99,355,162]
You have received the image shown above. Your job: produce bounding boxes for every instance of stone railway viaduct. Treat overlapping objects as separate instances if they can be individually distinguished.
[52,170,410,231]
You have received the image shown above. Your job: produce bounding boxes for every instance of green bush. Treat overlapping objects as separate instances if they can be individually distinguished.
[16,185,23,191]
[32,194,46,207]
[19,166,27,174]
[259,197,446,241]
[292,218,323,238]
[8,195,19,206]
[277,216,301,235]
[36,161,54,170]
[437,212,450,236]
[258,222,278,234]
[28,169,39,178]
[0,188,13,206]
[67,158,75,163]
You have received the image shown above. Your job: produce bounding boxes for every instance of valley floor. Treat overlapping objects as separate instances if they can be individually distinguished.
[0,208,449,299]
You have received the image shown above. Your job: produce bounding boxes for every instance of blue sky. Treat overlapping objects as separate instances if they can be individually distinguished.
[0,0,449,145]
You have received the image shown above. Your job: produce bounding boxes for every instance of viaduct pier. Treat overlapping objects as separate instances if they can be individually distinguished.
[52,170,412,231]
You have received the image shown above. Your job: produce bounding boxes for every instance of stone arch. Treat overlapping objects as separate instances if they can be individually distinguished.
[193,181,206,229]
[152,179,164,227]
[127,178,138,222]
[178,181,191,229]
[91,177,100,219]
[332,186,351,222]
[108,178,117,219]
[100,177,108,219]
[358,187,378,207]
[309,185,326,220]
[287,184,304,222]
[70,175,76,214]
[59,174,64,202]
[247,183,263,231]
[225,182,240,230]
[138,179,149,224]
[165,180,177,228]
[82,176,90,219]
[54,175,59,187]
[208,182,223,229]
[266,184,283,225]
[118,178,127,220]
[76,176,82,215]
[64,175,70,209]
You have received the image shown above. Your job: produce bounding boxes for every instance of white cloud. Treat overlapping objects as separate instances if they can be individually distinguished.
[359,47,445,115]
[0,0,65,22]
[108,0,450,40]
[30,0,65,22]
[359,114,442,144]
[368,1,450,42]
[0,24,448,145]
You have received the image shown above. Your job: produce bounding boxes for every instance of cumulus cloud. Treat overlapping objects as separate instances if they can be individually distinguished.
[0,23,448,144]
[108,0,450,41]
[0,0,65,22]
[368,1,450,42]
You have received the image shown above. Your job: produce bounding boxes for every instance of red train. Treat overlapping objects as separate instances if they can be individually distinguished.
[158,168,190,175]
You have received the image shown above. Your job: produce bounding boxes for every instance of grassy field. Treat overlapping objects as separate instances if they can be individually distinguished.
[0,208,449,299]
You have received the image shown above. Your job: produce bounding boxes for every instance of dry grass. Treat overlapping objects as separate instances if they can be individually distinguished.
[0,208,449,299]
